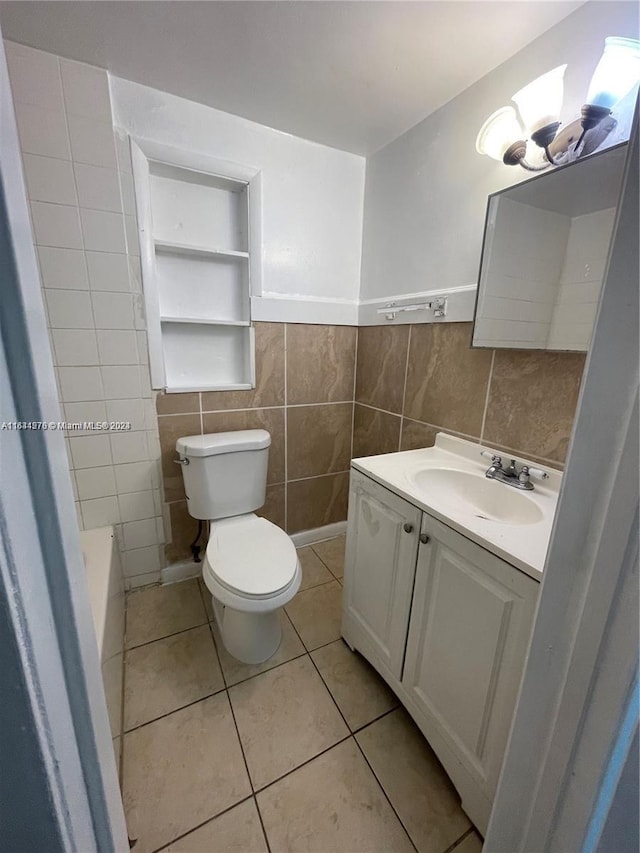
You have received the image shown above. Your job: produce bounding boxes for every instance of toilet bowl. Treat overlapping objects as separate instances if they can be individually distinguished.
[175,428,301,664]
[202,513,301,663]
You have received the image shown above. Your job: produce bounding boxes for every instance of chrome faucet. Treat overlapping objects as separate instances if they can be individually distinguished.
[481,451,549,491]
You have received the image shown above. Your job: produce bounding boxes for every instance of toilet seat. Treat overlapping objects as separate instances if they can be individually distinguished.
[205,514,299,599]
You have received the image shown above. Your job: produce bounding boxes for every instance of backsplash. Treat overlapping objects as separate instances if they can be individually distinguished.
[6,42,165,588]
[158,322,357,562]
[354,322,586,466]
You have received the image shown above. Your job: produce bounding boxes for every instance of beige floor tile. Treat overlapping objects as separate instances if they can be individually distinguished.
[454,831,484,853]
[285,580,343,650]
[198,578,214,621]
[161,799,269,852]
[257,739,414,852]
[296,546,334,590]
[312,534,346,579]
[124,625,224,730]
[356,709,470,853]
[229,655,348,789]
[123,693,251,853]
[126,580,207,648]
[213,611,305,687]
[311,640,398,731]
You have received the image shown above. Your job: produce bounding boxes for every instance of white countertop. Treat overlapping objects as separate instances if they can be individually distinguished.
[351,433,562,582]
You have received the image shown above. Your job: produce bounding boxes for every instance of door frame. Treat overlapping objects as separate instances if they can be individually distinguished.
[0,35,128,852]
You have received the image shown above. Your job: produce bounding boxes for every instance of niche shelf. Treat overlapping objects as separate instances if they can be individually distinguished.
[130,138,262,392]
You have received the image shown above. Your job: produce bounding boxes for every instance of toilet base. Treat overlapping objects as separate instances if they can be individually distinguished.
[212,596,282,664]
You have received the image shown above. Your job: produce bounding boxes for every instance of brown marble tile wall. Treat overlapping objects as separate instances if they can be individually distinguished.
[158,322,356,563]
[159,319,585,565]
[355,321,586,469]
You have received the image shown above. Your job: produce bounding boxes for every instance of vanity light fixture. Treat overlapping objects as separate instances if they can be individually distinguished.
[476,36,640,171]
[377,297,447,321]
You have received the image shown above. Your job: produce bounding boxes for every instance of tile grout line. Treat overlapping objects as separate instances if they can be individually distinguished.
[147,794,256,853]
[399,324,412,451]
[350,734,420,853]
[479,349,496,444]
[443,826,477,853]
[124,616,210,651]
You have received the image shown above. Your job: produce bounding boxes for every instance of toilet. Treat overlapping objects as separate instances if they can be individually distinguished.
[175,429,301,664]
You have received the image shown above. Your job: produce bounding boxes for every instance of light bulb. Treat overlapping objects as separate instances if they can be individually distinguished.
[475,107,524,162]
[512,65,567,134]
[586,37,640,109]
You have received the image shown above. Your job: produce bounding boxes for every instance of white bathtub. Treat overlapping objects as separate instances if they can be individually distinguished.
[81,527,125,760]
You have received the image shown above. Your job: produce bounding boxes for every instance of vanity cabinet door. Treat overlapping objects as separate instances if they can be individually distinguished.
[402,513,538,815]
[342,469,421,681]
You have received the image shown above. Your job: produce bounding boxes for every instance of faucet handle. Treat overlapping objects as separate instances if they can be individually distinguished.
[522,465,549,481]
[481,450,502,467]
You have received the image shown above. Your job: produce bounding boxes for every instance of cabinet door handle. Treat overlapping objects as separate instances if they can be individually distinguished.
[419,533,430,544]
[403,523,414,533]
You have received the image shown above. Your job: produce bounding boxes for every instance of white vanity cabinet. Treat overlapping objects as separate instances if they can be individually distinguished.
[342,468,539,834]
[342,472,422,680]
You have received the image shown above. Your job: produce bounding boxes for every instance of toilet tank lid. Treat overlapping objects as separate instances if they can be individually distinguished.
[176,429,271,457]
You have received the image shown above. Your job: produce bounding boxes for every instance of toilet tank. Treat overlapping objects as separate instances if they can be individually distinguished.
[176,430,270,520]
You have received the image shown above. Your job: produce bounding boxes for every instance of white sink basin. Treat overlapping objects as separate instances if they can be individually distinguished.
[410,468,544,526]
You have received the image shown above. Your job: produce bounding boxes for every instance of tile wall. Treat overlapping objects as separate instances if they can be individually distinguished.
[354,321,586,468]
[5,41,165,588]
[158,323,357,562]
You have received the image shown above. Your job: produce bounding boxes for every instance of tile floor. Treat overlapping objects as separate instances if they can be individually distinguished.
[120,535,483,853]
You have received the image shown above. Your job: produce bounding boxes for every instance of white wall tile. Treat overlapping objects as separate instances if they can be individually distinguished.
[146,430,161,461]
[122,518,159,550]
[110,431,148,465]
[69,434,112,469]
[105,398,145,431]
[85,251,130,292]
[128,255,142,292]
[121,546,161,578]
[91,292,134,329]
[23,154,77,205]
[75,465,117,500]
[74,163,122,213]
[155,516,166,543]
[60,58,111,121]
[132,292,146,330]
[45,289,94,329]
[5,41,65,110]
[96,330,138,365]
[101,365,141,400]
[37,247,88,289]
[124,214,140,256]
[114,461,155,494]
[118,491,156,522]
[119,172,135,215]
[126,571,161,590]
[80,496,120,528]
[52,329,99,366]
[80,208,126,253]
[57,366,104,402]
[14,102,70,159]
[143,399,156,430]
[114,130,132,174]
[136,332,149,365]
[31,202,82,249]
[68,114,117,168]
[64,401,107,435]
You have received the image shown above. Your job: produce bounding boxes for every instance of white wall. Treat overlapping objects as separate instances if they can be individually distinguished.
[360,1,639,317]
[111,76,366,325]
[5,41,165,588]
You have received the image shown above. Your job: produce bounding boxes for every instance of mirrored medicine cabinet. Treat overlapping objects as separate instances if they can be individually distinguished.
[472,142,627,351]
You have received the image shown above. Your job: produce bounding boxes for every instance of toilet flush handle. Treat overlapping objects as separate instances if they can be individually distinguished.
[174,457,190,465]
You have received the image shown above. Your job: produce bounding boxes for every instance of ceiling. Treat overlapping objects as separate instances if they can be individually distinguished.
[0,1,585,155]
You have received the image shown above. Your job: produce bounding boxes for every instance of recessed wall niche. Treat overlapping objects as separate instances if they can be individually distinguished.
[131,139,262,392]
